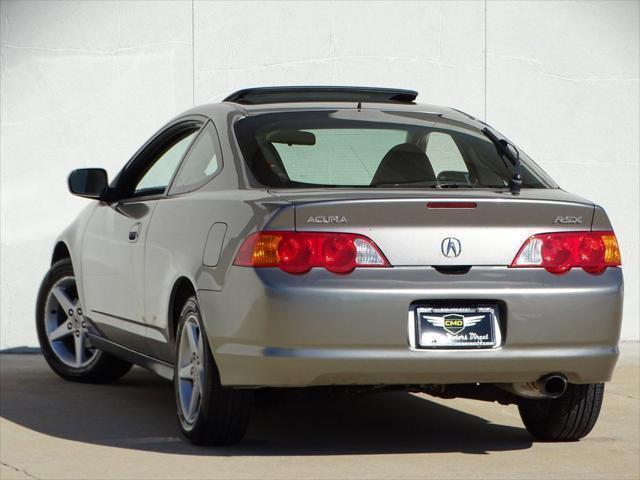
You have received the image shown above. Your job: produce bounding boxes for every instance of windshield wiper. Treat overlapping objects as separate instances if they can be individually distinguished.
[373,180,491,189]
[482,127,522,195]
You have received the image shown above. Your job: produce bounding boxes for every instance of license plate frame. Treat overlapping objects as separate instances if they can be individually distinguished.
[414,304,501,349]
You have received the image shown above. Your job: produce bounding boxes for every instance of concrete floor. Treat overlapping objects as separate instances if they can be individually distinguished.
[0,344,638,480]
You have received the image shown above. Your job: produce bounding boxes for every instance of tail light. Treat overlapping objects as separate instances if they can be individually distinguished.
[234,231,390,274]
[511,231,621,274]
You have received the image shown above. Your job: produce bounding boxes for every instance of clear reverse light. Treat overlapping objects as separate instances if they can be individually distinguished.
[354,238,386,265]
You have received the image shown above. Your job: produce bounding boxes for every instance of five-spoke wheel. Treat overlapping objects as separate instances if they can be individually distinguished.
[44,276,97,368]
[177,314,205,424]
[36,258,133,383]
[174,296,252,445]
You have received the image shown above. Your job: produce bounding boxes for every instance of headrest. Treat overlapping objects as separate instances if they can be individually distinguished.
[371,143,436,186]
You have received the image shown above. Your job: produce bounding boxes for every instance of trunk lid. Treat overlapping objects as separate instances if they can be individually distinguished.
[269,189,595,266]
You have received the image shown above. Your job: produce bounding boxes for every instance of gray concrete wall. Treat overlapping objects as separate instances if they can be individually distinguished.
[1,1,638,348]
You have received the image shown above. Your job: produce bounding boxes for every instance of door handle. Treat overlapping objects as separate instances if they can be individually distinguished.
[128,222,142,242]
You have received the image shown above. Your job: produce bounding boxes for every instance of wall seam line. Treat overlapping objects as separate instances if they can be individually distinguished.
[484,0,487,122]
[192,0,195,107]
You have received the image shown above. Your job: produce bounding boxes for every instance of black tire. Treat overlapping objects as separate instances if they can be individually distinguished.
[518,383,605,441]
[36,258,133,383]
[174,296,252,445]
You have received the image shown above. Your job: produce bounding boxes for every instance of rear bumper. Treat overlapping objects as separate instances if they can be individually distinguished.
[198,266,623,387]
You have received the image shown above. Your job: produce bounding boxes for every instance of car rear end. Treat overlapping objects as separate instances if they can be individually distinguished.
[204,190,622,388]
[203,94,623,393]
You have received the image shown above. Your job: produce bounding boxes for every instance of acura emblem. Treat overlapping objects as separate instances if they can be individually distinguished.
[441,237,461,258]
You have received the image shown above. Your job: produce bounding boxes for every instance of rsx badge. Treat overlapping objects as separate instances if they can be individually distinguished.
[553,216,583,224]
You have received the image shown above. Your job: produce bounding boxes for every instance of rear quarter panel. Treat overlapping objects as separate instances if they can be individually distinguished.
[142,187,292,362]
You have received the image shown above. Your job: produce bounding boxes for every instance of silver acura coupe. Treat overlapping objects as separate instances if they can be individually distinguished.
[36,86,623,445]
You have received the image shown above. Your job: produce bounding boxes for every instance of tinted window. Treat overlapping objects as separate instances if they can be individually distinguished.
[426,132,468,178]
[134,131,198,196]
[170,122,222,195]
[234,110,557,189]
[274,129,406,186]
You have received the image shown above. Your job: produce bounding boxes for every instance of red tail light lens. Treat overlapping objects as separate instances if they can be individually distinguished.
[322,234,358,273]
[277,234,314,273]
[511,231,621,274]
[234,231,390,274]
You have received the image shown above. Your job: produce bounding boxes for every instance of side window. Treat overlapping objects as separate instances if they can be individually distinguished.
[426,132,469,181]
[169,122,222,195]
[134,130,199,196]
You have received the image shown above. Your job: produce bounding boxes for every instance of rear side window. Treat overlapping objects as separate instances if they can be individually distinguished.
[169,122,223,195]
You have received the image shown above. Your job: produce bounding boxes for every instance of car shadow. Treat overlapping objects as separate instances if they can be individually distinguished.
[0,354,532,456]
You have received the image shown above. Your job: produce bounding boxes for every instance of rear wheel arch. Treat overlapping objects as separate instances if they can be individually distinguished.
[51,242,71,265]
[168,277,198,345]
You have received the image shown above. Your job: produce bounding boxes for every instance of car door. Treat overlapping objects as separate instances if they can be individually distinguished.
[81,120,202,351]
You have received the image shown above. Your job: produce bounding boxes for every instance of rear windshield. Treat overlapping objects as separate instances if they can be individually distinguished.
[234,110,556,189]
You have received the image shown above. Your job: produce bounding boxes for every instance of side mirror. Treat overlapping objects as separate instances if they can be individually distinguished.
[68,168,109,199]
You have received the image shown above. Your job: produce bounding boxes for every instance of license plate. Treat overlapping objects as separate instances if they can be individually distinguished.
[415,305,499,349]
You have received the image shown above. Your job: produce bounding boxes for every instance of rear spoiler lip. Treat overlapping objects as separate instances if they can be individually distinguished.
[266,191,596,209]
[223,86,418,105]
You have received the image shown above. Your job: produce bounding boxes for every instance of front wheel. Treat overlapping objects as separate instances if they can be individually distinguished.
[36,259,133,383]
[174,296,252,445]
[518,383,605,441]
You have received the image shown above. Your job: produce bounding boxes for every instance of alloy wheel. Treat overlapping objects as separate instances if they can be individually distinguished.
[177,315,205,424]
[44,276,98,368]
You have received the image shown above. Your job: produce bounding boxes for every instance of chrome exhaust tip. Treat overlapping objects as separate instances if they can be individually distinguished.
[497,373,568,399]
[540,374,568,398]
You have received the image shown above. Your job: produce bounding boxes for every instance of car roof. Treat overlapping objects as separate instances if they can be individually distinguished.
[181,86,479,126]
